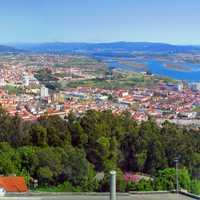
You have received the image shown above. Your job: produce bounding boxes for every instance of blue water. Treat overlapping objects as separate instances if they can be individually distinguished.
[107,60,200,82]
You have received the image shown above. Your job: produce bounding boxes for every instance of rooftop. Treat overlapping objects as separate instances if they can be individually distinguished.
[0,176,28,193]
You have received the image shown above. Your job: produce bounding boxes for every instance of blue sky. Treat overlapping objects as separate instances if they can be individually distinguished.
[1,0,200,44]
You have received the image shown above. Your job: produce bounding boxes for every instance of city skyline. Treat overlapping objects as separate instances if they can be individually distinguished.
[1,0,200,45]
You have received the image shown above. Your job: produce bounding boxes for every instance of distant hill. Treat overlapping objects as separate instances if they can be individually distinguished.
[0,45,23,53]
[10,42,200,54]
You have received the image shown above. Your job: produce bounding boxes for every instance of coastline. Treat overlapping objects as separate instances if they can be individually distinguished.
[118,61,148,71]
[164,63,191,72]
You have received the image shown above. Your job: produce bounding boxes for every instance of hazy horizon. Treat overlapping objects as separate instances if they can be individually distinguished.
[3,41,200,47]
[1,0,200,45]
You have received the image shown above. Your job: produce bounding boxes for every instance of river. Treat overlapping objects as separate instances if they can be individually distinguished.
[105,59,200,82]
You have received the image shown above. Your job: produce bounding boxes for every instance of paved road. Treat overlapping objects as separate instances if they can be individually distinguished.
[0,193,196,200]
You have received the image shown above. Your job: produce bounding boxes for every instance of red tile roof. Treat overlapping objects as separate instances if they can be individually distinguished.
[0,176,28,192]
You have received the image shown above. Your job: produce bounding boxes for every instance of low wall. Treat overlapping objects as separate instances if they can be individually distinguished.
[179,191,200,199]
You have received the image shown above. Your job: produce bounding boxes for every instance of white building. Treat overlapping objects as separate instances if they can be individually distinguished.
[0,78,5,87]
[40,85,49,98]
[191,82,200,91]
[23,76,29,86]
[177,82,183,91]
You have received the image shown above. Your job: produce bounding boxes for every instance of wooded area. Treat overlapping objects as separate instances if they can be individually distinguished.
[0,107,200,193]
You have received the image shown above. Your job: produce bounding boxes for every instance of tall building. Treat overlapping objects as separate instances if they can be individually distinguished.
[0,78,5,87]
[52,93,65,103]
[177,82,183,91]
[191,82,200,91]
[40,85,49,98]
[23,76,29,86]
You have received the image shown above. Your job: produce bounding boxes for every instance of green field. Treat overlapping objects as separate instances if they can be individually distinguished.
[64,73,176,89]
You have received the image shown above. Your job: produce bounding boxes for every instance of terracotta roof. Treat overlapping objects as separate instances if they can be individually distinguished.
[0,176,28,192]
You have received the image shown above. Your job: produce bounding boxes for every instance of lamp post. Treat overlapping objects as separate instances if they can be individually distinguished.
[174,158,179,194]
[110,170,116,200]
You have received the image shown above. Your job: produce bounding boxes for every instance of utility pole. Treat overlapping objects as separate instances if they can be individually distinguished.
[110,170,116,200]
[174,158,179,194]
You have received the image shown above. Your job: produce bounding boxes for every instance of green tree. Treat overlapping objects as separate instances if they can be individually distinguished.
[191,179,200,195]
[37,166,53,185]
[10,114,30,147]
[154,168,190,191]
[61,145,91,186]
[0,142,20,175]
[30,125,47,146]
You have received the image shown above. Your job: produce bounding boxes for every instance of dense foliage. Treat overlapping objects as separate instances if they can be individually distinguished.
[0,107,200,193]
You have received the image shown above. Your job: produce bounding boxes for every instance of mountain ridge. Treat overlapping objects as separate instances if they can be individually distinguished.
[0,45,22,53]
[7,42,200,53]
